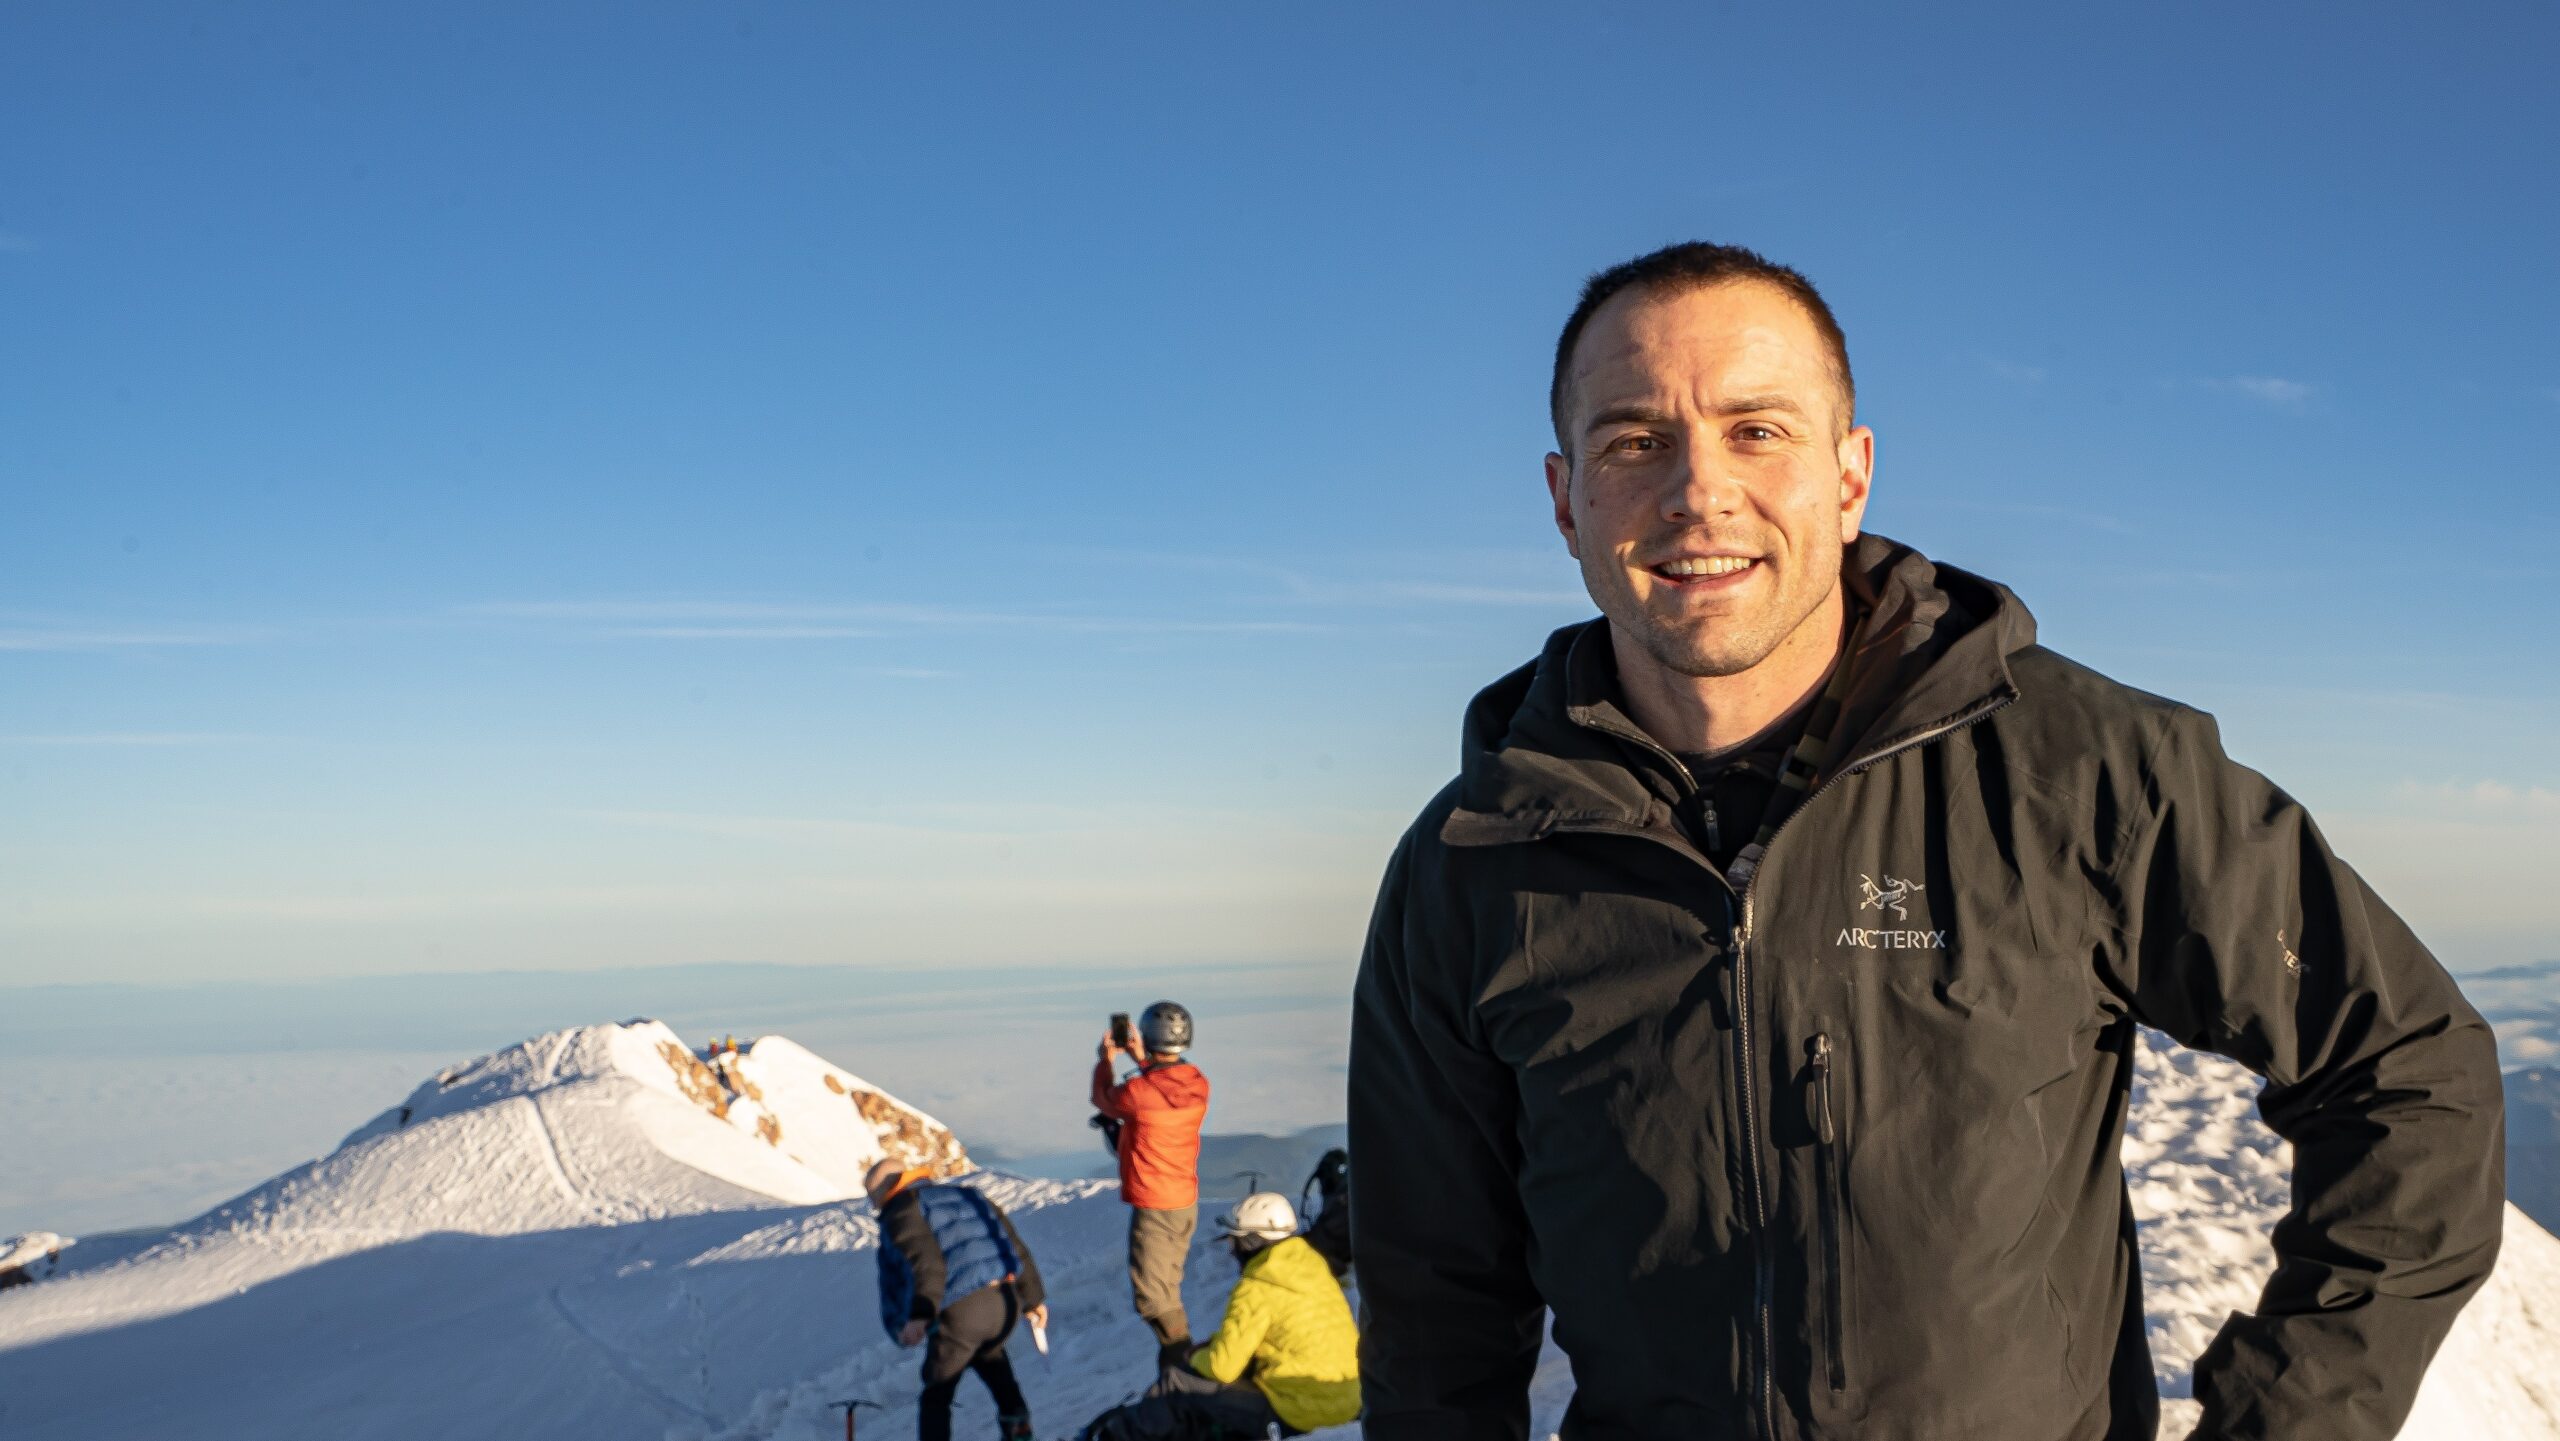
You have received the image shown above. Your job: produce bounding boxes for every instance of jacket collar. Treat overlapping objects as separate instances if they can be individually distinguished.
[1241,1235,1325,1289]
[870,1165,929,1208]
[1442,533,2034,848]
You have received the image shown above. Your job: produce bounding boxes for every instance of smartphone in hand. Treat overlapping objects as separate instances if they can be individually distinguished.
[1109,1012,1136,1049]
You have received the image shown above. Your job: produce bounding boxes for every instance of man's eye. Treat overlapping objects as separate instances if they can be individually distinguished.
[1613,435,1665,452]
[1735,423,1781,443]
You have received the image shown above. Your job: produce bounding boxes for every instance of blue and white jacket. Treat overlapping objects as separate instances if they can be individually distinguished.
[874,1178,1044,1339]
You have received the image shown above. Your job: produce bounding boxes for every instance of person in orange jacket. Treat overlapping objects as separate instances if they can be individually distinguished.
[1092,1000,1210,1368]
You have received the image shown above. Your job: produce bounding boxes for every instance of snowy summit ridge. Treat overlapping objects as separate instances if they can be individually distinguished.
[337,1019,972,1208]
[2,1024,2558,1440]
[0,1020,1074,1439]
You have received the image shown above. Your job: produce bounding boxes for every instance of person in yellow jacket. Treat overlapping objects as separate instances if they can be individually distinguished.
[1077,1192,1361,1440]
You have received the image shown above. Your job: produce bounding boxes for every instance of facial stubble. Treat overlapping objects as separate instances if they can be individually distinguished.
[1581,518,1845,681]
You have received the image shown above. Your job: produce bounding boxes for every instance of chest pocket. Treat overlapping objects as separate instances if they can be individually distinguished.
[1777,753,2112,1267]
[1473,841,1747,1271]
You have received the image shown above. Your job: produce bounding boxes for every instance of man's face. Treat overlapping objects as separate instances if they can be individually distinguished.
[1545,281,1873,679]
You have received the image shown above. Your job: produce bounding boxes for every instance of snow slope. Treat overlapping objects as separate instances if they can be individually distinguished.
[1,1025,2553,1440]
[2128,1039,2560,1438]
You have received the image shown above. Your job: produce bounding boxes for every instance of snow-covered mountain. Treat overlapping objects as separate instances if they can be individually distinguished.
[2509,1067,2560,1236]
[2128,1042,2560,1436]
[1,1022,2554,1440]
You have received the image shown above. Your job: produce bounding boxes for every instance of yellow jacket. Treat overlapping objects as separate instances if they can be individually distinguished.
[1191,1235,1362,1431]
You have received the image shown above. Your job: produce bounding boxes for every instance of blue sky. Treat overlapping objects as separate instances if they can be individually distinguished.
[5,1,2557,990]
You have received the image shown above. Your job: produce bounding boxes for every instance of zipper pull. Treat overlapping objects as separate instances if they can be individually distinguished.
[1700,794,1722,855]
[1708,897,1736,1029]
[1808,1033,1836,1145]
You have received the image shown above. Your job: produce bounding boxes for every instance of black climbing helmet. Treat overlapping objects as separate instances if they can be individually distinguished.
[1138,1000,1192,1055]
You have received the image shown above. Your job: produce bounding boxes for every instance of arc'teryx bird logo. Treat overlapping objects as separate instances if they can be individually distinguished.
[1858,873,1924,921]
[1839,872,1949,951]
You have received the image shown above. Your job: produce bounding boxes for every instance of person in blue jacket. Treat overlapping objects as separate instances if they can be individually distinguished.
[868,1158,1049,1441]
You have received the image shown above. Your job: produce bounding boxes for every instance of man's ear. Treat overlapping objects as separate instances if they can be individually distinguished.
[1834,424,1874,542]
[1544,452,1580,559]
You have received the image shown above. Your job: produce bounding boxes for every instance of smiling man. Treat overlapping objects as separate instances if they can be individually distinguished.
[1347,243,2505,1441]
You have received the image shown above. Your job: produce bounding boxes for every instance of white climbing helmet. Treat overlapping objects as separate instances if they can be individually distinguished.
[1218,1191,1298,1243]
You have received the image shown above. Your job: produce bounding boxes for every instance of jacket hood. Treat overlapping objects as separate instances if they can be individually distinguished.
[1447,533,2035,842]
[1244,1236,1342,1297]
[1136,1061,1210,1108]
[870,1166,929,1209]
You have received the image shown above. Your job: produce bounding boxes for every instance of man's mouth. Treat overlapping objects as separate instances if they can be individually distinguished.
[1649,555,1760,584]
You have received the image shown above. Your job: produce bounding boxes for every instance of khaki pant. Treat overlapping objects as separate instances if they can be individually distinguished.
[1127,1203,1196,1345]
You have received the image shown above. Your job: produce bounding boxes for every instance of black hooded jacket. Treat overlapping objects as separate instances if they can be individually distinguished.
[1348,535,2504,1441]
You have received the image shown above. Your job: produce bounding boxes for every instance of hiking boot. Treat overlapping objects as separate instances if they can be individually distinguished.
[997,1413,1033,1441]
[1155,1336,1194,1376]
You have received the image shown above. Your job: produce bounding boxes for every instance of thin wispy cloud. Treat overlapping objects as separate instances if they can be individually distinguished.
[2054,564,2278,590]
[1976,355,2048,385]
[467,601,861,623]
[1384,581,1589,606]
[1262,569,1584,609]
[1028,549,1587,610]
[2197,375,2316,408]
[1934,500,2135,535]
[464,599,1323,637]
[582,799,1404,841]
[2508,1031,2560,1064]
[2393,779,2560,819]
[0,732,252,747]
[586,808,992,843]
[608,625,887,641]
[2217,682,2554,715]
[0,625,269,652]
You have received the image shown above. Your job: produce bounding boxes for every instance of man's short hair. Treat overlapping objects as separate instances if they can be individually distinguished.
[1548,241,1855,451]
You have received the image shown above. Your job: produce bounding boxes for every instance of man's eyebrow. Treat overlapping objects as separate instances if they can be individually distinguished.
[1582,395,1813,436]
[1583,403,1674,435]
[1713,394,1809,419]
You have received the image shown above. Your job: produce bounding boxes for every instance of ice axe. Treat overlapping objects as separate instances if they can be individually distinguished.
[828,1398,881,1441]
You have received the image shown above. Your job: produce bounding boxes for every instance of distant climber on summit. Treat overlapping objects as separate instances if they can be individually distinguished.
[867,1158,1046,1441]
[1091,1000,1210,1369]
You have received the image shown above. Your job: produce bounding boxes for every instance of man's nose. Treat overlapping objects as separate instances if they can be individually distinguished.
[1661,442,1742,523]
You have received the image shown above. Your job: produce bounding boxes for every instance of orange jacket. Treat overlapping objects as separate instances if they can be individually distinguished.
[1092,1056,1210,1209]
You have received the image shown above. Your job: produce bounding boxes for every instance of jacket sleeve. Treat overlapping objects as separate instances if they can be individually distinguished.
[880,1192,947,1321]
[996,1205,1044,1311]
[876,1247,913,1341]
[1192,1276,1273,1385]
[1093,1056,1133,1119]
[2100,707,2505,1440]
[1349,825,1546,1441]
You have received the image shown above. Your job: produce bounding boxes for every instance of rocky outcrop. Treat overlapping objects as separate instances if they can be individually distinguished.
[0,1232,70,1290]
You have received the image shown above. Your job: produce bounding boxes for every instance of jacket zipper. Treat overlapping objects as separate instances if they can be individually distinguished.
[1564,734,1779,1436]
[1727,890,1775,1436]
[1728,692,2010,1432]
[1582,740,1783,1437]
[1570,689,2013,1437]
[1809,1033,1846,1393]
